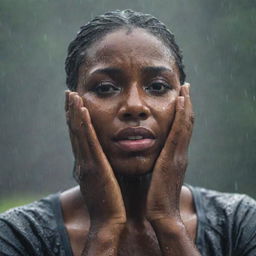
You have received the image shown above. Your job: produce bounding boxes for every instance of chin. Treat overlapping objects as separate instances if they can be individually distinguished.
[109,155,156,177]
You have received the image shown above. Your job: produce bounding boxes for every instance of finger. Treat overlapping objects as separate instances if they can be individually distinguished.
[181,83,192,114]
[66,95,81,157]
[78,106,107,162]
[70,94,94,161]
[65,91,80,158]
[69,92,82,131]
[68,127,81,161]
[67,93,85,162]
[65,90,71,112]
[181,83,195,135]
[68,93,98,159]
[78,107,121,188]
[65,90,71,126]
[161,96,185,158]
[175,84,194,154]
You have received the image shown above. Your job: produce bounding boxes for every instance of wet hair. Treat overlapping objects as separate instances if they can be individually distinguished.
[65,9,186,91]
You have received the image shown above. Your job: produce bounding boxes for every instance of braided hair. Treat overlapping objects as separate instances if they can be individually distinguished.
[65,9,186,91]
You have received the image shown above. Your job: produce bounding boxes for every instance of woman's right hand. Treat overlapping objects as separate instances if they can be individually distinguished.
[65,90,126,227]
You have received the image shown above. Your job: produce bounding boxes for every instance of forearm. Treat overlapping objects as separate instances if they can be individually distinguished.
[151,218,200,256]
[81,222,124,256]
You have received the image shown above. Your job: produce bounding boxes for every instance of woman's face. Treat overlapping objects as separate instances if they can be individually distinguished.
[77,28,181,175]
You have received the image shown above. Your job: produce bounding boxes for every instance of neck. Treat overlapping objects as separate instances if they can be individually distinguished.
[115,172,152,224]
[61,177,192,229]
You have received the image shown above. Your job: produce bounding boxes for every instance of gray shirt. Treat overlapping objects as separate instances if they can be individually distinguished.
[1,186,256,255]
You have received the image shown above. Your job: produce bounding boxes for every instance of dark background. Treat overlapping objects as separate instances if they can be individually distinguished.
[1,0,256,200]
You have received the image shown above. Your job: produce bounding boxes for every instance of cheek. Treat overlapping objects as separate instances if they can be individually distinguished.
[152,92,178,132]
[81,94,116,138]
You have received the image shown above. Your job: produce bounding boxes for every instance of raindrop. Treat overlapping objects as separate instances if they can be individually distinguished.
[234,181,238,192]
[43,34,48,42]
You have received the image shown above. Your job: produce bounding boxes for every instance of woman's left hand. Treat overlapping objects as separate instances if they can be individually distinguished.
[145,84,200,255]
[146,83,194,223]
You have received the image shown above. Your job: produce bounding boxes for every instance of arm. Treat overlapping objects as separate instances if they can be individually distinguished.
[146,84,200,255]
[81,222,124,256]
[151,218,199,256]
[66,91,126,256]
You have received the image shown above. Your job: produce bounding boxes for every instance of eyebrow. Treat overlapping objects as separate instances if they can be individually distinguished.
[141,66,174,75]
[89,67,123,77]
[88,66,174,77]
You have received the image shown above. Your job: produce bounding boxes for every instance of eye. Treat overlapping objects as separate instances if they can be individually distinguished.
[93,82,121,96]
[145,80,172,95]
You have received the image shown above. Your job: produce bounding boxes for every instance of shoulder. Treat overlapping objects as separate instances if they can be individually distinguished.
[191,185,255,209]
[0,194,66,256]
[191,186,256,221]
[189,185,256,255]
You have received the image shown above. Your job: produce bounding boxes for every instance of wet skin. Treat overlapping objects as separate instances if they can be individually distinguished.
[61,28,198,255]
[76,28,179,176]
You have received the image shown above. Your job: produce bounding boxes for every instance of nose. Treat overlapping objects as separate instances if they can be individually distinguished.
[118,84,150,121]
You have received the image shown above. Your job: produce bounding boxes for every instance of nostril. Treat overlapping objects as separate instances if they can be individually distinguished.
[123,113,132,119]
[139,112,147,119]
[122,112,147,119]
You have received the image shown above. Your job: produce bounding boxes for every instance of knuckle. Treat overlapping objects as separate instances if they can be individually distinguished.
[190,112,196,124]
[159,161,170,175]
[171,139,178,146]
[173,155,188,170]
[176,108,185,116]
[173,128,182,138]
[183,115,194,130]
[183,120,192,130]
[70,120,85,135]
[78,162,94,180]
[70,123,80,133]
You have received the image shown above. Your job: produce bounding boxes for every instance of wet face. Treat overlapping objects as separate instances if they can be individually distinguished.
[76,28,181,175]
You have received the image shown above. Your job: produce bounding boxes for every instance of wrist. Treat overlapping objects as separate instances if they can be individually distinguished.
[89,223,124,247]
[150,217,187,237]
[90,220,125,238]
[83,222,125,255]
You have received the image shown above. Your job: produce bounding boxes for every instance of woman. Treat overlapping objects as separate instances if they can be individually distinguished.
[0,10,256,256]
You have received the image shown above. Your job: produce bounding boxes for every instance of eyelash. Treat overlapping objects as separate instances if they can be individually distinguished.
[92,82,121,96]
[91,80,172,96]
[144,80,172,94]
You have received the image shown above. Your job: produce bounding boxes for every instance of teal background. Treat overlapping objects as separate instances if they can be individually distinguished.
[0,0,256,209]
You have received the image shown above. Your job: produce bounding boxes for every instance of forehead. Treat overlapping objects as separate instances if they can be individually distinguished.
[84,28,176,71]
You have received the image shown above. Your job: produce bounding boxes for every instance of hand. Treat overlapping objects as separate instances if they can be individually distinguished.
[65,91,126,226]
[146,84,194,223]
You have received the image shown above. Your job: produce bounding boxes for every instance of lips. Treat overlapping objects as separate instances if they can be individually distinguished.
[113,127,156,152]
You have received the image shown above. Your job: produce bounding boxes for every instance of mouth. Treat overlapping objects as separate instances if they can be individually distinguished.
[113,127,156,152]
